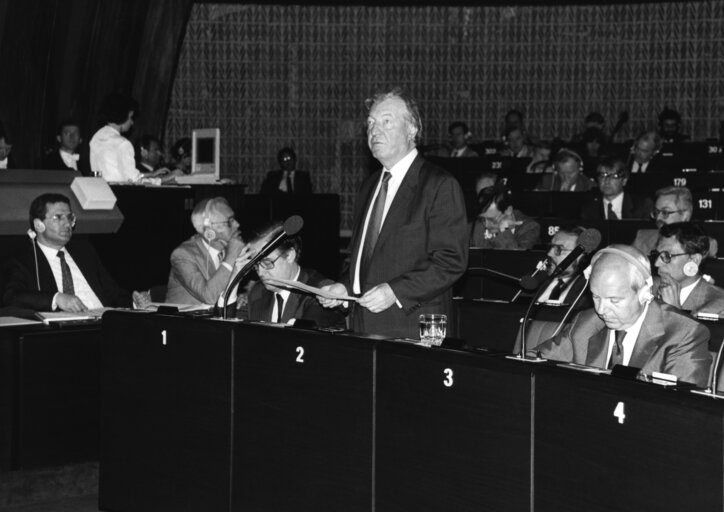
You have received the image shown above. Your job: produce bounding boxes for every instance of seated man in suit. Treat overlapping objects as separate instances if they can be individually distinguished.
[136,135,171,177]
[260,147,312,194]
[658,107,690,146]
[580,156,653,221]
[41,119,90,175]
[2,193,149,312]
[500,125,533,158]
[632,186,718,257]
[652,222,724,315]
[532,244,711,387]
[470,183,540,249]
[239,224,345,328]
[536,226,591,307]
[448,121,479,158]
[166,197,250,308]
[534,148,594,192]
[626,130,668,174]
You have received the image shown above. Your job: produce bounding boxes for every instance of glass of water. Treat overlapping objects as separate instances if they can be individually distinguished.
[419,314,447,347]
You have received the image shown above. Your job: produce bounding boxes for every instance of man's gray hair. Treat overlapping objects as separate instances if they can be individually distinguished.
[365,87,422,143]
[190,197,231,233]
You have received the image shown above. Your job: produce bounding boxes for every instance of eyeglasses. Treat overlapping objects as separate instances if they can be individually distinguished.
[650,250,689,264]
[255,253,282,270]
[209,215,236,228]
[597,172,624,181]
[548,243,573,256]
[46,213,76,225]
[651,208,685,219]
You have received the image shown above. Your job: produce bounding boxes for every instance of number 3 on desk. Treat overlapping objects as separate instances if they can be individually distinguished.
[443,368,453,387]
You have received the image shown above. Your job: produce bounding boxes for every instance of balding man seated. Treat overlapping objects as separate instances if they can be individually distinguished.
[532,244,711,387]
[653,222,724,315]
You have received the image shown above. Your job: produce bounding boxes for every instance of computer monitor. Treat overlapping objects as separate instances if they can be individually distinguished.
[191,128,220,179]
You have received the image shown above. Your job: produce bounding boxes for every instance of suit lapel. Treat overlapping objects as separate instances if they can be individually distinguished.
[682,280,705,311]
[585,328,610,367]
[193,236,217,279]
[621,193,634,218]
[349,172,382,279]
[374,155,422,251]
[35,241,59,292]
[281,269,307,323]
[629,302,665,367]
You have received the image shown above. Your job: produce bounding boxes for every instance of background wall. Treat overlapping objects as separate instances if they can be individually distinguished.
[165,2,724,231]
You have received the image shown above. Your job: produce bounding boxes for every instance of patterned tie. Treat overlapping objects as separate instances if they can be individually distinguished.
[275,293,284,323]
[607,202,619,220]
[57,250,75,295]
[360,171,391,280]
[609,329,626,368]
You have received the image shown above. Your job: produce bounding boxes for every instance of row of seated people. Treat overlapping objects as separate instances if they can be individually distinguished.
[0,95,313,193]
[0,191,722,390]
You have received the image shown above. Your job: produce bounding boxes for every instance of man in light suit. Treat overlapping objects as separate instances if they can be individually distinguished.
[319,88,469,338]
[239,225,345,328]
[532,244,711,387]
[653,222,724,315]
[165,197,249,306]
[2,193,146,312]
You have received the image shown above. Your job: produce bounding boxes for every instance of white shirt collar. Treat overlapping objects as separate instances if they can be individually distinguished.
[604,192,624,218]
[606,301,650,366]
[0,157,7,169]
[202,239,223,269]
[680,277,702,306]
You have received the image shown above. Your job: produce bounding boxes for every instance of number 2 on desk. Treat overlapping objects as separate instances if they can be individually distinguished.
[296,346,305,363]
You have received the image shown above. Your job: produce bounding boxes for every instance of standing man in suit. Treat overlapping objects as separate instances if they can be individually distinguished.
[2,193,149,312]
[653,222,724,315]
[41,119,90,175]
[532,244,711,387]
[239,223,345,328]
[580,157,653,221]
[260,147,313,194]
[165,197,250,307]
[318,88,469,338]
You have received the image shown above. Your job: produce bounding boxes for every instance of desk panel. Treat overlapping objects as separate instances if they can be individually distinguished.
[233,326,374,512]
[375,345,531,512]
[535,367,724,512]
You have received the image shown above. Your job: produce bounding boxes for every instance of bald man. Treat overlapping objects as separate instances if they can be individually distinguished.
[532,244,711,387]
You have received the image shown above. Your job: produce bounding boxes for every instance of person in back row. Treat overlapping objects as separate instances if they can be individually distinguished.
[41,119,90,175]
[470,183,540,249]
[534,148,594,192]
[580,156,652,221]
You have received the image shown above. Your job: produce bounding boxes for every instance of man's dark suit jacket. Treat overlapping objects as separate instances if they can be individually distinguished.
[2,238,131,311]
[580,192,653,221]
[345,154,469,339]
[260,170,313,194]
[534,173,595,192]
[240,268,345,328]
[626,155,672,174]
[40,149,91,176]
[532,300,711,387]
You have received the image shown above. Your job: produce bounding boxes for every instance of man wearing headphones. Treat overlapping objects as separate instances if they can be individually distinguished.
[653,222,724,315]
[627,130,668,174]
[534,149,594,192]
[165,197,250,307]
[3,193,144,313]
[532,244,711,387]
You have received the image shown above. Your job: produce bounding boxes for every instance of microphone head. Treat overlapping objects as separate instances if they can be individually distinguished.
[579,228,602,254]
[520,273,547,291]
[283,215,304,236]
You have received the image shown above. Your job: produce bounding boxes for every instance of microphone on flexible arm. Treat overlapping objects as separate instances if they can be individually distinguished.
[509,228,602,362]
[221,215,304,319]
[519,260,550,291]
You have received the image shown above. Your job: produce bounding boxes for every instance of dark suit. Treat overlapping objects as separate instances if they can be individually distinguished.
[580,192,653,221]
[260,170,313,194]
[537,274,591,309]
[532,300,711,387]
[41,149,91,176]
[345,154,469,338]
[534,173,594,192]
[653,277,724,315]
[241,268,345,328]
[2,238,131,311]
[626,155,672,174]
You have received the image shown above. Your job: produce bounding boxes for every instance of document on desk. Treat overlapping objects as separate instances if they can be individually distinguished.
[35,308,107,324]
[0,316,43,327]
[263,278,359,302]
[147,302,214,312]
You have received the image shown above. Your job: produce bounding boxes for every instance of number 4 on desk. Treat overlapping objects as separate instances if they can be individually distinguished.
[613,401,625,424]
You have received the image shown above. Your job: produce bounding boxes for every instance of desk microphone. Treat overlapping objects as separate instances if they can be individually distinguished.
[550,228,602,279]
[221,215,304,319]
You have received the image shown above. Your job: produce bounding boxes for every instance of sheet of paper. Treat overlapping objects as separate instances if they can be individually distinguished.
[263,278,359,302]
[0,316,43,327]
[147,302,214,312]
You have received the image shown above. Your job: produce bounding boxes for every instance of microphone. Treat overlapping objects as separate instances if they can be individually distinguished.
[549,228,602,279]
[221,215,304,319]
[519,260,549,291]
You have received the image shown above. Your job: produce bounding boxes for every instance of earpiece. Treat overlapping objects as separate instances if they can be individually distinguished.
[683,260,699,277]
[33,219,46,233]
[203,228,216,241]
[27,228,37,240]
[589,246,655,304]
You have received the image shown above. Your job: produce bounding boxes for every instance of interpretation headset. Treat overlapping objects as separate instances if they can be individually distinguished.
[583,246,655,304]
[201,201,217,241]
[26,228,41,290]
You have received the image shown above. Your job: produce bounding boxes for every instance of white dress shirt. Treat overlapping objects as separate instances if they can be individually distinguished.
[59,149,79,171]
[90,125,144,183]
[353,148,418,294]
[679,277,701,306]
[605,301,649,367]
[37,242,103,310]
[604,192,624,219]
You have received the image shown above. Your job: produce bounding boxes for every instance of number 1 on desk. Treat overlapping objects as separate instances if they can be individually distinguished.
[161,330,167,346]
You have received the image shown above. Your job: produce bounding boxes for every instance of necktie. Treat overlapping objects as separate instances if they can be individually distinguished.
[217,251,225,268]
[547,278,566,300]
[275,293,284,323]
[638,162,646,173]
[607,202,619,220]
[609,329,626,368]
[360,171,391,279]
[57,250,75,295]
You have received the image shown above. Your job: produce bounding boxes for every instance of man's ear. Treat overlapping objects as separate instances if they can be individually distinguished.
[56,135,61,144]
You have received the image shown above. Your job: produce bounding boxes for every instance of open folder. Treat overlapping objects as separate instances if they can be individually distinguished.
[262,278,359,302]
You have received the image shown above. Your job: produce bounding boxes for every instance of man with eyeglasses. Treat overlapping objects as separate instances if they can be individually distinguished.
[632,186,718,258]
[580,157,652,221]
[652,222,724,315]
[3,193,148,313]
[536,226,590,307]
[166,197,252,308]
[237,223,344,327]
